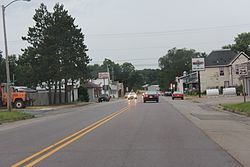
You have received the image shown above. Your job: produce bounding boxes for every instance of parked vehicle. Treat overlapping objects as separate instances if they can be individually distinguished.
[0,83,30,109]
[164,91,172,96]
[172,91,184,100]
[143,91,159,103]
[127,92,137,100]
[98,94,111,102]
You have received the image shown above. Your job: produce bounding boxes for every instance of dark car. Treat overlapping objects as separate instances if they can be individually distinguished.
[164,91,172,96]
[98,94,111,102]
[143,91,159,103]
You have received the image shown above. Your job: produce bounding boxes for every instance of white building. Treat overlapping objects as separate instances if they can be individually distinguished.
[200,50,249,92]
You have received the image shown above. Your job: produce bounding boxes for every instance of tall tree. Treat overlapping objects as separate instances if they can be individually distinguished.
[223,32,250,55]
[158,48,206,90]
[21,3,90,104]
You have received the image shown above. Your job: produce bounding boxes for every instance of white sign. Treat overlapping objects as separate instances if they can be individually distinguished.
[98,72,110,79]
[239,64,248,76]
[192,58,205,71]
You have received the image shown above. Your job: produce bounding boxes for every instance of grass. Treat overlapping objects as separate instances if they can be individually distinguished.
[222,102,250,116]
[0,111,35,124]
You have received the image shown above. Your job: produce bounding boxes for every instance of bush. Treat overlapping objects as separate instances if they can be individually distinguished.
[236,85,243,96]
[78,86,89,102]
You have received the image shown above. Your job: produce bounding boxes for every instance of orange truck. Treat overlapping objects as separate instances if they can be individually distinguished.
[0,83,29,109]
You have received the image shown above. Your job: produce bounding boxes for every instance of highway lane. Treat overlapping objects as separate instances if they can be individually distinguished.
[0,97,242,167]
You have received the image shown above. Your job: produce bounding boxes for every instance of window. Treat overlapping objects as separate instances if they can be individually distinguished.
[235,65,239,75]
[219,67,224,76]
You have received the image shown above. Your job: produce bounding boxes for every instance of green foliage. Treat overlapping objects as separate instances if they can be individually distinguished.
[88,59,160,91]
[137,69,160,85]
[0,111,34,123]
[236,85,243,96]
[16,3,90,104]
[223,102,250,115]
[158,48,206,90]
[0,51,6,83]
[223,32,250,55]
[78,86,89,102]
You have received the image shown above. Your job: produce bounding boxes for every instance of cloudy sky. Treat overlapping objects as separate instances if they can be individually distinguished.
[1,0,250,69]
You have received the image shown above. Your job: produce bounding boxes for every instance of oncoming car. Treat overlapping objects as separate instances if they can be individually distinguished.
[127,92,137,100]
[143,91,159,103]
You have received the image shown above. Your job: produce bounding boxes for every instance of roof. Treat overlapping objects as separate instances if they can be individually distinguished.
[205,50,238,66]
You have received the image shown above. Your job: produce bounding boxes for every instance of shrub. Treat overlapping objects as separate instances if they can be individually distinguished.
[78,86,89,102]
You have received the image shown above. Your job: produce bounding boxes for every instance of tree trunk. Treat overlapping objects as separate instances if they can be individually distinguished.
[59,81,62,104]
[64,79,68,103]
[71,79,75,102]
[48,80,52,105]
[54,80,58,104]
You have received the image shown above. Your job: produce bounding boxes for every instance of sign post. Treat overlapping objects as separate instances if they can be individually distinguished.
[239,64,248,103]
[98,72,110,94]
[192,58,205,98]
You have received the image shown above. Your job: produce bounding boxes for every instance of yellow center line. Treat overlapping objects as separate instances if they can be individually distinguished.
[11,107,128,167]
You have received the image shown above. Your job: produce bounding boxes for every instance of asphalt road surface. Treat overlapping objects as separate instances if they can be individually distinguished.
[0,97,242,167]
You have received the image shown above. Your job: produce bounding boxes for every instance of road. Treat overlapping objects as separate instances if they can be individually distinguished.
[0,97,241,167]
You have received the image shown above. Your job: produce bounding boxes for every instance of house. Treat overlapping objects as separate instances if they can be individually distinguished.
[176,72,198,93]
[110,81,124,98]
[90,79,124,98]
[200,50,249,92]
[92,78,110,95]
[83,82,102,102]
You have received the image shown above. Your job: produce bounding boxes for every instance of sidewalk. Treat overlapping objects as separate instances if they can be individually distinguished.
[164,96,250,167]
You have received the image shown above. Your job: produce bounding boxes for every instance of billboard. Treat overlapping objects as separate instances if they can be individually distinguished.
[192,58,205,71]
[98,72,110,79]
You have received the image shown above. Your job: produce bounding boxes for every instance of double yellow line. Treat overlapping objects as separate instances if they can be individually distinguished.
[12,107,128,167]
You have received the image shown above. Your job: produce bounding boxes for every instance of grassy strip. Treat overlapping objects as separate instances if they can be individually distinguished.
[0,111,35,124]
[222,102,250,116]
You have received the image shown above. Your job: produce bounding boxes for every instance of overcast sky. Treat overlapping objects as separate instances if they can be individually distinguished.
[1,0,250,69]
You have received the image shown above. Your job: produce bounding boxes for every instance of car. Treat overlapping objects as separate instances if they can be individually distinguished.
[124,92,129,98]
[164,91,172,96]
[98,94,111,102]
[127,92,137,100]
[172,91,184,100]
[143,91,159,103]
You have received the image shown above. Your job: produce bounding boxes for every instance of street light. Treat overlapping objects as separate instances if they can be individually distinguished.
[2,0,31,111]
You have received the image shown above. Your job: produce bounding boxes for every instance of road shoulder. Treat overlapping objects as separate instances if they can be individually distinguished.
[163,96,250,167]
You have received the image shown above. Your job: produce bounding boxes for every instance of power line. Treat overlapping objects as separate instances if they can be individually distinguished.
[86,23,250,38]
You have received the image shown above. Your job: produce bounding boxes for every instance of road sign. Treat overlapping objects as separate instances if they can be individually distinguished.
[98,72,110,79]
[239,64,248,76]
[192,58,205,71]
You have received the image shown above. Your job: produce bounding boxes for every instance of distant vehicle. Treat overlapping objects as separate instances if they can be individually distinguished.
[143,91,159,103]
[164,91,172,96]
[124,92,129,98]
[127,92,137,100]
[172,91,184,100]
[98,94,111,102]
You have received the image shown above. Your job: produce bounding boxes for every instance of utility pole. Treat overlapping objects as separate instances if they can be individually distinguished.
[2,5,12,111]
[2,0,31,111]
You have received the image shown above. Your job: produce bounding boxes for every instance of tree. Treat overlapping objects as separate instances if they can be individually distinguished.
[158,48,206,90]
[137,69,160,85]
[0,51,6,83]
[223,32,250,55]
[21,3,90,104]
